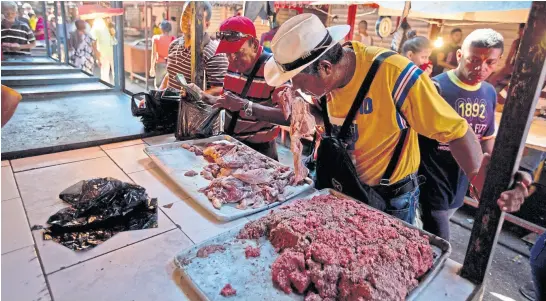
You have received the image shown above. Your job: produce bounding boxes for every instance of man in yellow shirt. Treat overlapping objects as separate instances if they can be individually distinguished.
[264,14,530,224]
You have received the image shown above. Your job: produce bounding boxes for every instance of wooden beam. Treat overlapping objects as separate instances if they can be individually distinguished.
[460,1,546,285]
[191,2,205,89]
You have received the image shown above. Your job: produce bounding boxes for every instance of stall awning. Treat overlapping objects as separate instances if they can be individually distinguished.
[376,1,532,23]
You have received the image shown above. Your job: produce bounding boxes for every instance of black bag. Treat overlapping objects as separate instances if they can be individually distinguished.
[315,51,409,211]
[226,52,272,134]
[131,88,180,132]
[175,95,223,141]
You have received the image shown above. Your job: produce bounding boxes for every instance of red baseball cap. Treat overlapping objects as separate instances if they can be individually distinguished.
[215,16,257,55]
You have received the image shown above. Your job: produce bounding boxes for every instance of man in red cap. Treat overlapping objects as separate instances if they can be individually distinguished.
[194,16,289,160]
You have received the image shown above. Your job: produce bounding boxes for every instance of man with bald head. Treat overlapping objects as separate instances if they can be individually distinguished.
[419,29,532,241]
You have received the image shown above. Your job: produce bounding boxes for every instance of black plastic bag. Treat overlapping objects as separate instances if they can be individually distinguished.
[41,178,158,251]
[131,89,180,132]
[175,95,223,141]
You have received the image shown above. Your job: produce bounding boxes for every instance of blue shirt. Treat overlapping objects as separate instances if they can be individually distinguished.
[419,70,497,210]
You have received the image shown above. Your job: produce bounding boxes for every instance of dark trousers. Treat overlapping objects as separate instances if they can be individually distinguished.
[531,231,546,301]
[421,207,458,241]
[242,140,278,161]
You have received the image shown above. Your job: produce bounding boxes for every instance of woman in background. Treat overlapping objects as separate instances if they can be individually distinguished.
[150,20,174,88]
[401,30,433,76]
[68,19,94,74]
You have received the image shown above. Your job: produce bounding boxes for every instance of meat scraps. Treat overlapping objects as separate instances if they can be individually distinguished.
[182,143,203,156]
[196,244,226,258]
[184,170,198,177]
[238,195,434,300]
[277,87,316,184]
[197,141,300,210]
[245,245,261,258]
[220,284,237,297]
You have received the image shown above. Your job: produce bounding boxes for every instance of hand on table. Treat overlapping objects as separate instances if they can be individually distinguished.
[212,91,247,112]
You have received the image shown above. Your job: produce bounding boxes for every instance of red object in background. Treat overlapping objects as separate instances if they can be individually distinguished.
[419,60,432,71]
[78,5,124,20]
[347,5,357,42]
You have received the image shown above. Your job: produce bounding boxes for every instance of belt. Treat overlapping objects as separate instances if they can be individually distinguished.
[373,174,426,199]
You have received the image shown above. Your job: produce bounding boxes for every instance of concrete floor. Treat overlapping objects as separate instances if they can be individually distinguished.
[1,91,146,159]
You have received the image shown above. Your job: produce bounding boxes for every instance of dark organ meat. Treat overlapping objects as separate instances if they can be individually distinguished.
[196,142,301,210]
[277,88,316,184]
[238,195,434,301]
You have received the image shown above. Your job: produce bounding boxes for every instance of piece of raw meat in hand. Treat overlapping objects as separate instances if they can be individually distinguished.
[278,88,316,184]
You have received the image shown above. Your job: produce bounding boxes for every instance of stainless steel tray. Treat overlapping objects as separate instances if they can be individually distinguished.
[174,188,452,301]
[144,135,314,222]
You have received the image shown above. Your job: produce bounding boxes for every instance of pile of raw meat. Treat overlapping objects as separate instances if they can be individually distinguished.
[182,141,302,210]
[238,195,434,301]
[277,88,316,184]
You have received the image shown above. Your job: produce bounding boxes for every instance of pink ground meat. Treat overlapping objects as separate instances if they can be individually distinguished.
[237,195,434,301]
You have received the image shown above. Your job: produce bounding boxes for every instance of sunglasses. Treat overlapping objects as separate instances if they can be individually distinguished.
[216,31,252,42]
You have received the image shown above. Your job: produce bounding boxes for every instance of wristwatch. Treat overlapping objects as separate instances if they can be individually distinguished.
[244,101,253,117]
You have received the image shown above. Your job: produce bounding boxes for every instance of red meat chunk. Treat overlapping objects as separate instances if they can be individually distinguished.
[237,195,434,300]
[245,245,261,258]
[220,284,236,297]
[196,244,226,258]
[184,170,198,177]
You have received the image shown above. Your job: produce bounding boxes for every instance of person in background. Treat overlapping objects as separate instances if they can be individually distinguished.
[418,29,531,241]
[401,30,432,76]
[161,1,228,95]
[488,23,525,91]
[151,16,161,36]
[150,20,175,88]
[260,15,279,53]
[169,16,179,38]
[431,28,462,76]
[68,19,95,74]
[1,1,36,55]
[516,148,546,301]
[356,20,373,46]
[189,16,290,160]
[28,11,37,30]
[19,3,32,27]
[91,17,115,83]
[33,12,45,46]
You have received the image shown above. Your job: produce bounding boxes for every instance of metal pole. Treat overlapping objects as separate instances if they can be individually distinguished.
[460,0,546,288]
[145,2,149,91]
[42,1,51,58]
[191,2,204,88]
[53,1,60,61]
[112,1,125,92]
[60,2,69,64]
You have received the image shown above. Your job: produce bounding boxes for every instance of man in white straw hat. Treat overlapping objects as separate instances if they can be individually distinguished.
[264,13,529,225]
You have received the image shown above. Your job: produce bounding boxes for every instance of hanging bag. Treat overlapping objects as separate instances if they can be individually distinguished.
[315,51,410,211]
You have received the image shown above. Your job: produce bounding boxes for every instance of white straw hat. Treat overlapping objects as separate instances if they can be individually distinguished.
[264,14,350,87]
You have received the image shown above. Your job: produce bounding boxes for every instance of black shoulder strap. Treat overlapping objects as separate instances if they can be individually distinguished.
[338,51,396,139]
[318,95,333,136]
[227,51,272,134]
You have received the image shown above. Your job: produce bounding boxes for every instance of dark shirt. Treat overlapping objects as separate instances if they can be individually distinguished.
[431,44,460,77]
[1,19,35,55]
[419,71,497,210]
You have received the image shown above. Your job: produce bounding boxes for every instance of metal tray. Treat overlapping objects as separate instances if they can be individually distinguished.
[174,188,452,301]
[144,135,314,222]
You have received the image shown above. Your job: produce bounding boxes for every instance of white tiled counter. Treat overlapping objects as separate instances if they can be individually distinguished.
[1,135,477,301]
